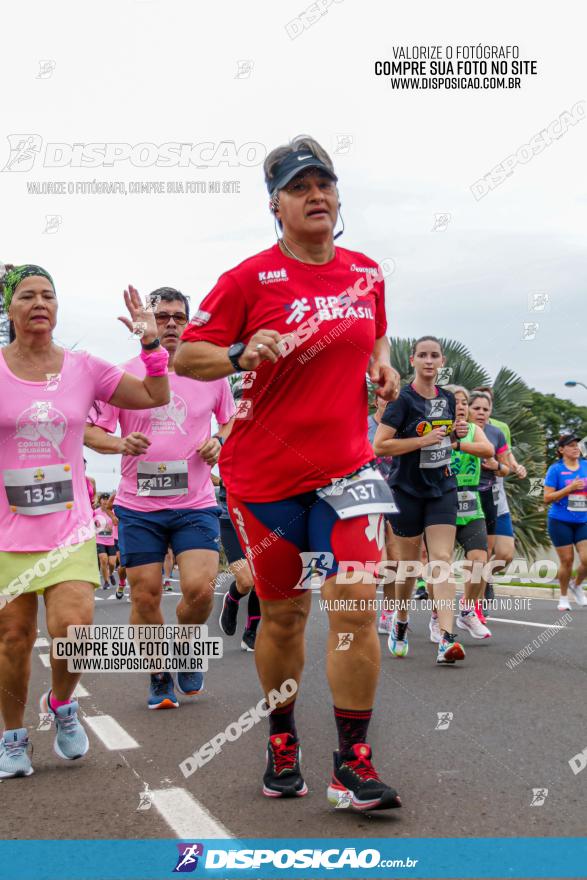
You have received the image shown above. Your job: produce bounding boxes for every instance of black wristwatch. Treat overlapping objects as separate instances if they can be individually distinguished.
[141,337,161,350]
[228,342,246,372]
[455,440,461,452]
[213,434,225,447]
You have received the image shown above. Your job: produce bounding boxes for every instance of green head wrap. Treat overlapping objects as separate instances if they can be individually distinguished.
[2,264,55,311]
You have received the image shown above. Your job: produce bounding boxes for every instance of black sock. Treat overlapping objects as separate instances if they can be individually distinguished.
[334,706,372,759]
[441,630,455,642]
[246,590,260,629]
[269,701,297,740]
[228,579,242,603]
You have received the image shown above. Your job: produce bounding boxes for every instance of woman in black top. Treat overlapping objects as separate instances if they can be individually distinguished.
[374,336,468,665]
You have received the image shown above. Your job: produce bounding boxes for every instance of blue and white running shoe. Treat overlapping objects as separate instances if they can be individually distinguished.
[40,691,89,760]
[0,728,33,778]
[148,672,179,709]
[176,671,204,696]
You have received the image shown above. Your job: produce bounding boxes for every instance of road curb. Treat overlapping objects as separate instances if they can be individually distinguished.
[493,583,560,600]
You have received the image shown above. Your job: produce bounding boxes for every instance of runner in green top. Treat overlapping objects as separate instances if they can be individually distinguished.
[446,386,495,641]
[472,386,528,611]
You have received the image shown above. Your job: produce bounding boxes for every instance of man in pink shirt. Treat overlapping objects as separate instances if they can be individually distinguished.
[84,289,235,709]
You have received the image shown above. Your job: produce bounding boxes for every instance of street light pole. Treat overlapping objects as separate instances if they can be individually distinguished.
[564,381,587,391]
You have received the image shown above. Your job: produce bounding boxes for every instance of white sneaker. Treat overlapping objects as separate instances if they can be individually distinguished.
[429,614,441,643]
[456,610,491,639]
[568,580,586,607]
[378,613,393,634]
[557,595,571,611]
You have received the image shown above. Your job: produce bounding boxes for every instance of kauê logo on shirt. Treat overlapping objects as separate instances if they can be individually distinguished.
[15,401,67,459]
[258,268,288,284]
[150,391,188,434]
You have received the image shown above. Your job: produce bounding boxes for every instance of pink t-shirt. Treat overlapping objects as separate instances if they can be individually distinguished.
[91,357,235,512]
[94,509,115,546]
[0,349,123,552]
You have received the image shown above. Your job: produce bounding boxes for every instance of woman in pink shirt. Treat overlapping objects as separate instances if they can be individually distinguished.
[0,263,170,779]
[94,493,118,589]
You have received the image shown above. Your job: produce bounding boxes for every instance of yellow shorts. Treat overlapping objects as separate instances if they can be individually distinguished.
[0,538,100,599]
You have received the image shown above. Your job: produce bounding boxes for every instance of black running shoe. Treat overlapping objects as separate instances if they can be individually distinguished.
[109,574,116,586]
[327,743,401,811]
[219,588,239,636]
[262,733,308,798]
[414,584,429,600]
[240,627,257,652]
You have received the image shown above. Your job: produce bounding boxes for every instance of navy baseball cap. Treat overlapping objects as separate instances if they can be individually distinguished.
[558,433,581,447]
[266,150,337,195]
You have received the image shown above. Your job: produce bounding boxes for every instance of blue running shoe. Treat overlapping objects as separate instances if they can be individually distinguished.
[0,728,33,778]
[148,672,179,709]
[40,691,89,760]
[388,612,409,658]
[176,671,204,696]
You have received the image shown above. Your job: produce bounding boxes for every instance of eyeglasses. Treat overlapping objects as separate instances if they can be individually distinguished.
[154,312,188,325]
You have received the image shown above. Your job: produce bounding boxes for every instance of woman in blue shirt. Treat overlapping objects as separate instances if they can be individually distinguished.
[544,433,587,610]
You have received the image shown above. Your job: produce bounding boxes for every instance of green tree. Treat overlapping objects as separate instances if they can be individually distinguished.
[383,338,548,558]
[530,391,587,463]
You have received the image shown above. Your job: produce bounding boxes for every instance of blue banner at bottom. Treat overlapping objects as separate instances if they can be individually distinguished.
[0,838,585,879]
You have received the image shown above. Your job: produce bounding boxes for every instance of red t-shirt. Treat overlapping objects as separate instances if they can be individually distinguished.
[181,244,388,501]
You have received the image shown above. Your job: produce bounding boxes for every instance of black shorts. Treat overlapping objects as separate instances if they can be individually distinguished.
[96,543,117,557]
[220,516,245,565]
[456,518,488,554]
[479,489,497,536]
[388,487,458,538]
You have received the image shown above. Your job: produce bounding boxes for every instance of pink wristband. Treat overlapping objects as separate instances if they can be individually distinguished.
[140,345,169,376]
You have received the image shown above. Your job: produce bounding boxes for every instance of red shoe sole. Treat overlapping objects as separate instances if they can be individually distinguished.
[444,642,465,662]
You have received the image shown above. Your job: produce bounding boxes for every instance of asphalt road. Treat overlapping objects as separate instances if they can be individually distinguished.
[2,582,585,844]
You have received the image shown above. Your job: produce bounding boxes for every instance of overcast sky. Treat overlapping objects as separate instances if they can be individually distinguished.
[2,1,586,489]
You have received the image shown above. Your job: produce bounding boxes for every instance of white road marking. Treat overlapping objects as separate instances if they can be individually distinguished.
[72,683,89,698]
[151,787,232,839]
[84,715,139,750]
[39,653,51,668]
[487,617,571,629]
[34,637,49,648]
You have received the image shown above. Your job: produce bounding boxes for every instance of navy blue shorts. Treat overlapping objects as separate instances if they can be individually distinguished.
[114,505,221,568]
[495,512,515,538]
[547,518,587,548]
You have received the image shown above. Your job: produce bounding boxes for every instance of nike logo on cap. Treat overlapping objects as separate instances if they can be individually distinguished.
[297,154,312,160]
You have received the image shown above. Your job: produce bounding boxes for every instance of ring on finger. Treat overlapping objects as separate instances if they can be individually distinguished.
[255,343,265,351]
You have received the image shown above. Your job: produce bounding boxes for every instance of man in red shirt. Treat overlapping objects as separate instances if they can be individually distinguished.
[176,136,401,812]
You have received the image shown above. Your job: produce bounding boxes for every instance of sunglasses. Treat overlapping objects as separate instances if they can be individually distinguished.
[154,312,188,325]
